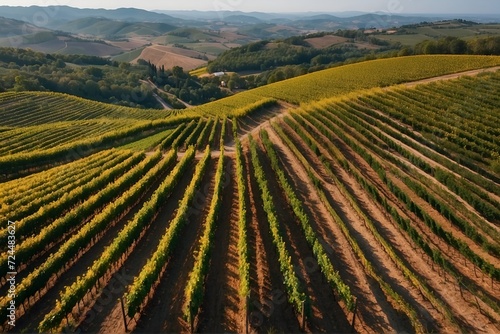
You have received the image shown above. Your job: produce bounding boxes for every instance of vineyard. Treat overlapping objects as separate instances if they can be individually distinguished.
[0,55,499,333]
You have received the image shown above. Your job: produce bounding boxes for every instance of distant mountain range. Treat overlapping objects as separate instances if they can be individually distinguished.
[1,5,499,60]
[56,17,176,37]
[155,9,500,24]
[1,5,499,35]
[0,6,186,29]
[0,16,50,38]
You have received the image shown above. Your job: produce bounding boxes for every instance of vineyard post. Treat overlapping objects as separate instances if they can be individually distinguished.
[190,301,194,333]
[119,298,128,332]
[351,298,358,333]
[245,296,249,334]
[301,300,306,331]
[458,276,463,298]
[473,294,482,315]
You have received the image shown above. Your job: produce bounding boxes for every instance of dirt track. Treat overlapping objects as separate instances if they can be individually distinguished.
[402,66,500,88]
[197,158,244,333]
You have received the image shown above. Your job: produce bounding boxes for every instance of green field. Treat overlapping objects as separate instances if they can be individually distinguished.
[111,47,146,62]
[376,23,500,46]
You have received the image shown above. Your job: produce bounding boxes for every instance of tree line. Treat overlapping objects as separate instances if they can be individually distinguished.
[0,47,161,108]
[410,36,500,56]
[143,60,229,105]
[205,31,500,91]
[206,35,396,74]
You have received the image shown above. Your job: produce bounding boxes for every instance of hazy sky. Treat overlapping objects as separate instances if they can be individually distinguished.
[1,0,499,14]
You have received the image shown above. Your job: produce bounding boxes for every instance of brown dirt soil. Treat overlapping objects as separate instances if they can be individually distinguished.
[275,118,441,332]
[137,45,207,70]
[403,66,500,88]
[128,159,218,333]
[302,109,500,332]
[74,161,201,334]
[12,159,183,332]
[197,158,245,332]
[8,66,500,334]
[352,101,500,234]
[255,135,353,333]
[242,143,302,333]
[264,125,408,334]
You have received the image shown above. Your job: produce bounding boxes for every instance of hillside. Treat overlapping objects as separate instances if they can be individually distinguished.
[204,33,395,82]
[3,6,500,72]
[375,20,500,46]
[0,17,128,55]
[195,55,500,115]
[0,17,49,37]
[57,18,176,38]
[135,45,210,71]
[0,6,184,28]
[0,55,499,334]
[0,17,59,48]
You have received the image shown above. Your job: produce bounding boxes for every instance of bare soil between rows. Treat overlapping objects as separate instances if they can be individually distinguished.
[7,66,500,334]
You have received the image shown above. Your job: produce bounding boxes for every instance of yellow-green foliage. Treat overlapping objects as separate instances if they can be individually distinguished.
[254,55,500,104]
[192,55,500,113]
[232,98,278,118]
[2,55,499,129]
[192,91,265,116]
[0,91,175,124]
[189,67,208,77]
[3,55,499,124]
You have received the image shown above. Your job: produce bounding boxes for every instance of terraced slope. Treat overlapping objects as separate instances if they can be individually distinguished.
[0,55,499,333]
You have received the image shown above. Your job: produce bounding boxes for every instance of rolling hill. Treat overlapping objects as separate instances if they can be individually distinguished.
[0,17,58,48]
[0,16,50,38]
[375,20,500,46]
[0,54,499,334]
[0,17,125,55]
[3,5,500,69]
[134,44,210,71]
[56,17,176,38]
[0,6,184,28]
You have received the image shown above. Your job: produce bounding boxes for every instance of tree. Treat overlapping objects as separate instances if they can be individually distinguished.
[85,67,104,79]
[84,80,100,98]
[171,66,184,88]
[398,47,412,57]
[14,75,41,91]
[423,41,438,54]
[119,62,131,70]
[179,88,190,102]
[55,59,66,68]
[450,38,467,54]
[227,79,237,90]
[267,70,285,84]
